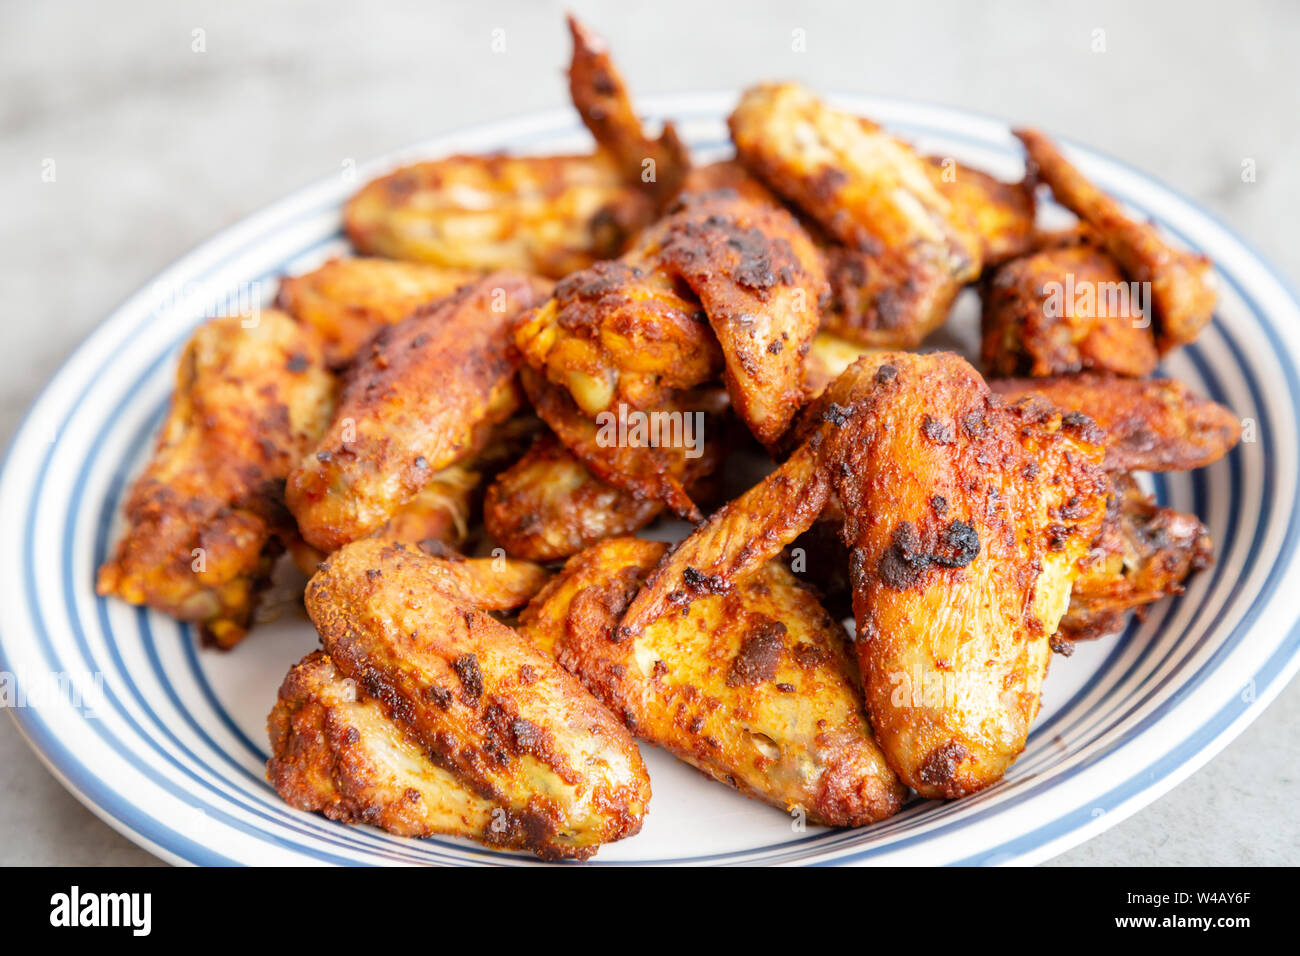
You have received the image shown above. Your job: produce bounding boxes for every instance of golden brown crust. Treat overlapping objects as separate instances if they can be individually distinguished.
[96,312,334,648]
[276,257,479,367]
[302,538,650,859]
[925,155,1036,266]
[483,433,664,561]
[287,273,550,551]
[269,651,507,840]
[617,438,831,639]
[989,373,1241,472]
[1060,474,1213,643]
[567,14,689,206]
[729,83,980,347]
[519,538,904,826]
[1016,129,1216,352]
[981,242,1160,378]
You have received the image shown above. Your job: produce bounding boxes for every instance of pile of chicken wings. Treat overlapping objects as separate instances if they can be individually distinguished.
[98,17,1240,859]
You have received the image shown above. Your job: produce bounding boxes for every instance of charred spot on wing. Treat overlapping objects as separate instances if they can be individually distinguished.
[682,565,732,596]
[878,518,980,588]
[822,402,851,426]
[873,363,898,385]
[921,414,956,445]
[878,521,931,589]
[918,741,971,793]
[451,653,484,703]
[727,618,787,687]
[934,520,980,568]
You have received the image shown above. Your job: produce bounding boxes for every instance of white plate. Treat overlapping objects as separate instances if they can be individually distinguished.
[3,93,1299,866]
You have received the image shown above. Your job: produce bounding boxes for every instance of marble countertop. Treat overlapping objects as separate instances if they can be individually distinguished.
[2,0,1296,865]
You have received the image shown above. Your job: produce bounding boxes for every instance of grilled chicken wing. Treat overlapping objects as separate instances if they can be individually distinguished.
[97,312,333,648]
[653,193,827,445]
[981,239,1160,378]
[1016,129,1216,351]
[287,273,549,551]
[1060,474,1213,644]
[277,537,649,859]
[483,432,664,561]
[344,152,651,279]
[989,373,1241,472]
[821,355,1108,797]
[276,257,478,366]
[729,83,980,347]
[344,18,682,279]
[518,538,904,825]
[623,352,1109,797]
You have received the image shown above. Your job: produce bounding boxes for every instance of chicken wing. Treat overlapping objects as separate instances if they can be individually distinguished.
[483,432,665,561]
[981,239,1160,378]
[287,273,549,551]
[1060,474,1213,644]
[623,352,1109,797]
[729,83,981,347]
[344,18,683,279]
[285,537,649,859]
[989,373,1241,472]
[518,538,904,825]
[1016,129,1216,351]
[276,256,478,366]
[97,311,334,648]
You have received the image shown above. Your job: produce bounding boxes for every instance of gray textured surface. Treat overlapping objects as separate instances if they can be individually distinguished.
[1,0,1296,866]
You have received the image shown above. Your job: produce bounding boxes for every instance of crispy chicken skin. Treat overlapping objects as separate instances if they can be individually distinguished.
[1060,474,1213,644]
[344,18,680,280]
[270,651,510,841]
[623,352,1109,798]
[287,273,550,551]
[1016,129,1216,351]
[729,83,980,347]
[518,538,904,826]
[276,257,479,366]
[566,15,688,205]
[925,156,1036,266]
[97,312,333,648]
[981,240,1160,378]
[294,538,649,859]
[483,433,664,561]
[989,373,1241,472]
[519,366,725,521]
[517,191,825,446]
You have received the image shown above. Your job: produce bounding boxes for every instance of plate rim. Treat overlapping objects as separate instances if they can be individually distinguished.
[3,90,1299,867]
